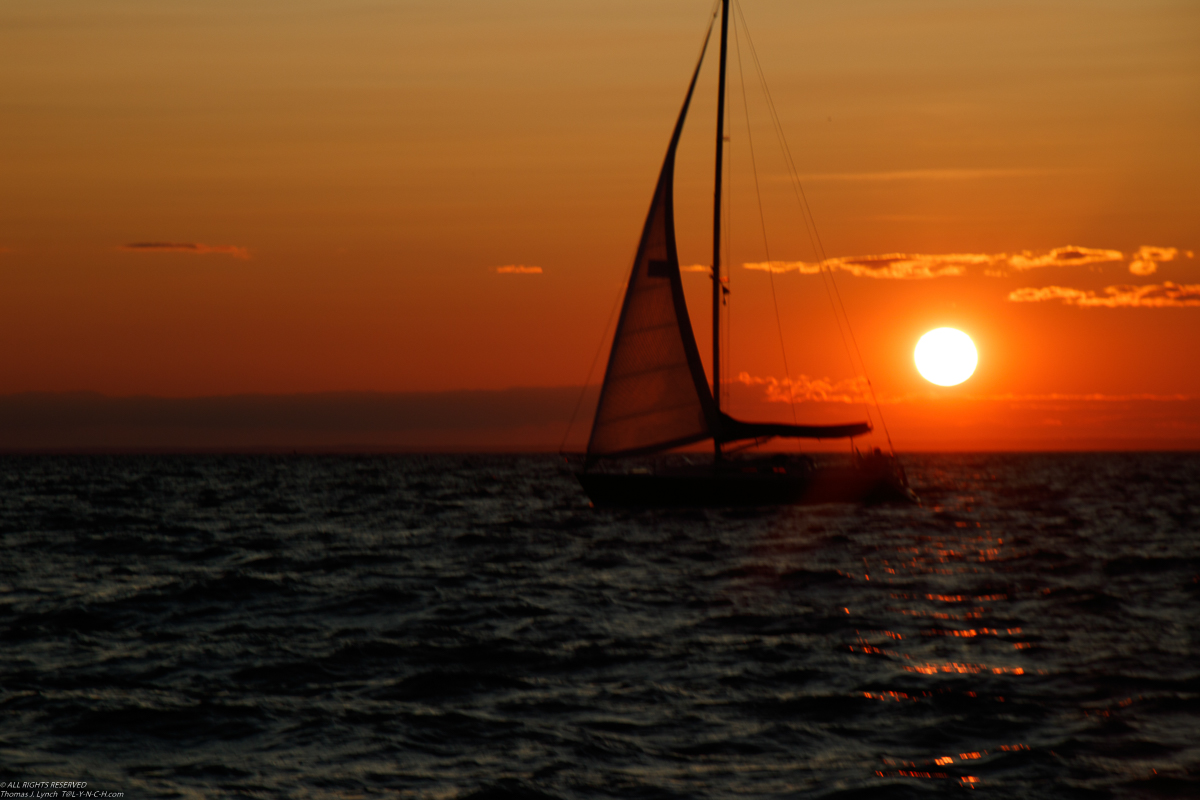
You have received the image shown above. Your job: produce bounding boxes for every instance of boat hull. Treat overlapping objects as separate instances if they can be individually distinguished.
[577,463,915,508]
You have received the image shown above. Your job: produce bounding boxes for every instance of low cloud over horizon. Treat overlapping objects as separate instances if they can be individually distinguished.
[494,265,542,274]
[121,242,250,259]
[1128,246,1183,276]
[743,253,987,279]
[736,372,871,404]
[1008,281,1200,308]
[740,245,1190,280]
[1007,246,1124,270]
[735,372,1197,405]
[0,388,589,452]
[796,168,1051,183]
[1,387,1195,452]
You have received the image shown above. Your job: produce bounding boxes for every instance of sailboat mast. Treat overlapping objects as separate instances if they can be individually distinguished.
[712,0,729,460]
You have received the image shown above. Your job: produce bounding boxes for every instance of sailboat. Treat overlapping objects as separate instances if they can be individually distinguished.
[574,0,914,508]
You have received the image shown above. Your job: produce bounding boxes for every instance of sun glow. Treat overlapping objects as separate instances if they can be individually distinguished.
[915,328,978,386]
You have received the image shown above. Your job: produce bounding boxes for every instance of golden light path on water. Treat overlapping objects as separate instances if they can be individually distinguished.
[823,493,1040,789]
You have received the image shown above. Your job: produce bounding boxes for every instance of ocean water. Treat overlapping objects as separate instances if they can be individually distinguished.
[0,453,1197,799]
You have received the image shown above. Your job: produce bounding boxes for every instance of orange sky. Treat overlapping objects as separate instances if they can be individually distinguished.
[2,0,1198,450]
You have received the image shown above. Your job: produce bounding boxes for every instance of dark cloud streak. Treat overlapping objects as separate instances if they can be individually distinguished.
[121,242,250,259]
[0,388,598,452]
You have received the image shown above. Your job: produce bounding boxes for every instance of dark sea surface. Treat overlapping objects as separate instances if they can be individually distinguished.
[1,453,1198,799]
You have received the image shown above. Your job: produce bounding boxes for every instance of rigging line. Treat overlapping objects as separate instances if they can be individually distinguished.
[723,133,731,409]
[731,2,861,428]
[731,6,848,350]
[723,73,733,410]
[734,2,896,453]
[731,0,854,383]
[732,8,798,426]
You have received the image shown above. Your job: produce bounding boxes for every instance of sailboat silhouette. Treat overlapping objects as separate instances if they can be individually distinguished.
[575,1,913,507]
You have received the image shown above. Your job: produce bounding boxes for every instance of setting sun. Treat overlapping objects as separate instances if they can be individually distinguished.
[915,328,978,387]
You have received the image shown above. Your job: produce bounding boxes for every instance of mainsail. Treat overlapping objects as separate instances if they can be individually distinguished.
[586,16,871,459]
[586,34,718,459]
